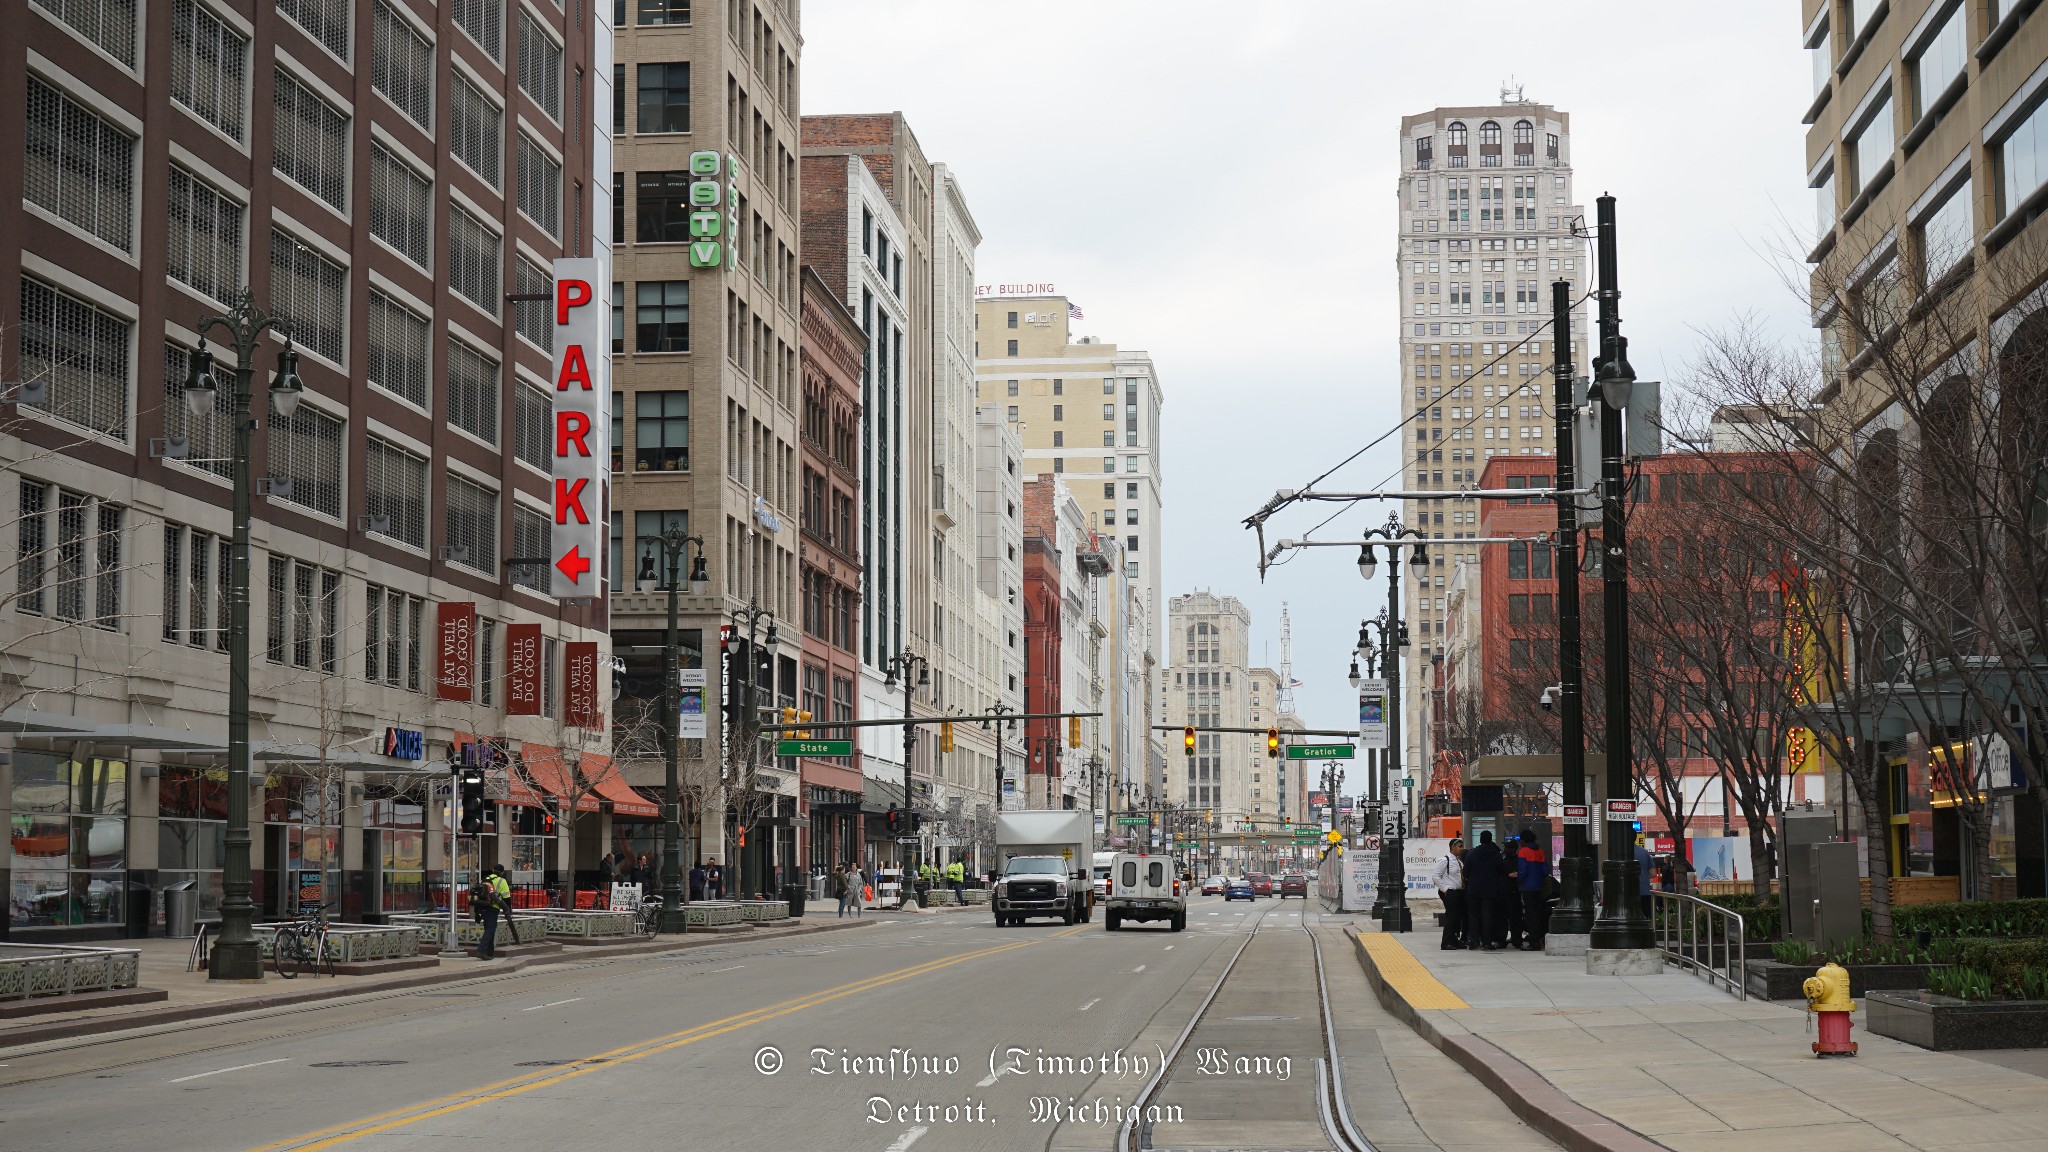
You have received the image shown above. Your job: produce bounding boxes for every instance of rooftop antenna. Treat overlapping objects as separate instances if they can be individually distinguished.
[1277,602,1296,716]
[1501,78,1527,104]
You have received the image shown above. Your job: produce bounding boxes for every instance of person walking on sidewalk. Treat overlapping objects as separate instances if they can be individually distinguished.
[834,863,856,918]
[1634,840,1655,918]
[845,862,866,917]
[1463,831,1506,950]
[1516,832,1550,951]
[1433,838,1466,950]
[945,858,966,905]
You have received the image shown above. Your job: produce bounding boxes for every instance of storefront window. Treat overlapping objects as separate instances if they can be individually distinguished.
[158,765,228,925]
[263,773,342,919]
[365,791,428,913]
[9,752,128,929]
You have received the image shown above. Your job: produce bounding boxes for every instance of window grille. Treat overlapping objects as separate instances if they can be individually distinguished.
[371,1,432,130]
[365,289,429,408]
[162,343,232,479]
[447,338,501,445]
[517,11,562,121]
[447,204,502,315]
[24,76,136,252]
[163,524,182,642]
[369,143,431,269]
[18,275,131,440]
[450,73,502,186]
[365,584,424,688]
[514,381,551,471]
[17,483,47,615]
[516,133,561,237]
[267,400,344,518]
[512,504,550,592]
[269,228,346,365]
[444,475,498,575]
[278,0,351,59]
[452,0,502,59]
[364,435,428,548]
[272,68,349,211]
[33,0,138,65]
[170,0,247,139]
[167,165,243,305]
[55,493,87,622]
[513,255,552,349]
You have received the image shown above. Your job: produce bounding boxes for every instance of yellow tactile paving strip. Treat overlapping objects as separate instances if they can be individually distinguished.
[1357,931,1470,1010]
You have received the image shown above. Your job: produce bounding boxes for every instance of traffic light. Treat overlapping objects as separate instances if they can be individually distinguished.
[797,710,812,739]
[886,804,901,832]
[1183,725,1196,756]
[940,721,954,753]
[782,705,797,729]
[458,767,486,834]
[1266,727,1280,758]
[1068,716,1081,748]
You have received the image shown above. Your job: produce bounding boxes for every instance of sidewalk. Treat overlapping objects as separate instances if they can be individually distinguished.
[1353,930,2048,1152]
[0,913,870,1050]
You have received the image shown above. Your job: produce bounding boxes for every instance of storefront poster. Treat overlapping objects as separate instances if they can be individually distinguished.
[1404,837,1452,900]
[565,642,599,728]
[1690,837,1743,881]
[506,624,542,716]
[1343,849,1377,912]
[436,602,475,700]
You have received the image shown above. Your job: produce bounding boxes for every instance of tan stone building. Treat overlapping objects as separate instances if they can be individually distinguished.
[1166,592,1253,829]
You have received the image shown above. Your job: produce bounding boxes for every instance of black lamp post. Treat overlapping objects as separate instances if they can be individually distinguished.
[1356,516,1426,933]
[731,601,778,896]
[1548,276,1597,938]
[637,528,706,932]
[984,701,1017,816]
[187,291,301,982]
[882,650,930,873]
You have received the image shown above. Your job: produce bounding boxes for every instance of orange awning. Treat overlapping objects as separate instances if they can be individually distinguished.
[456,734,544,808]
[587,755,659,818]
[517,743,603,813]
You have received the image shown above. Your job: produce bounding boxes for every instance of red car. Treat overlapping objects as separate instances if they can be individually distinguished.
[1278,873,1308,898]
[1246,872,1274,897]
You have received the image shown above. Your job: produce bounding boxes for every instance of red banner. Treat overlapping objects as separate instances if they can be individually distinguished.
[506,624,542,716]
[435,602,476,701]
[565,642,599,728]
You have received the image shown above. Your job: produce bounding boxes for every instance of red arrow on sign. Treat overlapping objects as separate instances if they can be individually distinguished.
[556,546,592,585]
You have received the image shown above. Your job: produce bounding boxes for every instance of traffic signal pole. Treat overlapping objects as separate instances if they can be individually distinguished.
[1549,278,1596,941]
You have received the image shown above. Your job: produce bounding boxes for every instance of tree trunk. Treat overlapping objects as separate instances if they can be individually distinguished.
[1747,830,1773,901]
[1855,748,1895,943]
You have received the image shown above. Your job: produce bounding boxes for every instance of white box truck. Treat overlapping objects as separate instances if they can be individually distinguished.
[992,812,1095,926]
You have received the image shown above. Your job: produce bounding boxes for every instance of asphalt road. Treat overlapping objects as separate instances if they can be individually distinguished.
[0,898,1554,1152]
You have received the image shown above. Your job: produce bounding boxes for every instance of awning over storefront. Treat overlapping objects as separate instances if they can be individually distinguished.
[588,755,658,818]
[517,743,603,813]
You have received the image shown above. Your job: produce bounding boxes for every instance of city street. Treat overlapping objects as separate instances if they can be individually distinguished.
[0,900,1554,1152]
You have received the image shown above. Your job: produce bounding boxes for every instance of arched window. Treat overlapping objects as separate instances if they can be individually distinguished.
[1514,120,1535,145]
[1480,121,1502,146]
[1447,121,1467,147]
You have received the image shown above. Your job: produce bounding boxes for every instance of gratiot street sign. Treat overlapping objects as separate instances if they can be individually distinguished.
[776,739,853,757]
[1285,744,1356,760]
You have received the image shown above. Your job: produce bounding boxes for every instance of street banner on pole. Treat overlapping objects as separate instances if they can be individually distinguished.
[1358,680,1389,749]
[505,624,541,715]
[564,642,598,728]
[549,260,609,599]
[677,668,707,739]
[435,602,475,701]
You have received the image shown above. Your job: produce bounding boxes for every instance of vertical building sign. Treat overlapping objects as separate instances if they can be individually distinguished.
[436,602,476,701]
[565,642,599,728]
[688,151,723,268]
[550,260,609,598]
[506,624,543,716]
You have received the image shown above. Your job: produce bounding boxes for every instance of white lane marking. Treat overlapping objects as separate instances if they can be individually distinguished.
[1163,945,1175,951]
[1132,964,1147,973]
[521,997,586,1011]
[1079,998,1101,1011]
[710,966,746,973]
[973,1069,1003,1087]
[169,1058,289,1083]
[885,1125,930,1152]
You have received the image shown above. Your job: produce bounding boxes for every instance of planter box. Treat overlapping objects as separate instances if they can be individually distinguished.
[254,923,426,962]
[1865,990,2048,1051]
[685,902,746,927]
[534,910,636,938]
[0,943,141,998]
[388,914,546,947]
[1746,960,1949,1001]
[735,901,788,922]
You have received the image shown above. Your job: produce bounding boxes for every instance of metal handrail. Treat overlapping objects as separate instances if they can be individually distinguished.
[1650,890,1747,1000]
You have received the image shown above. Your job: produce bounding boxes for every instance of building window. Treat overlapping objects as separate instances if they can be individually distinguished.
[369,144,432,269]
[448,204,503,317]
[1006,340,1017,356]
[24,76,136,252]
[371,1,432,129]
[1908,4,1966,123]
[516,133,562,237]
[1415,135,1433,166]
[161,522,229,648]
[167,165,243,306]
[639,0,690,25]
[516,10,562,122]
[272,67,349,211]
[1996,97,2048,220]
[636,170,690,242]
[636,391,690,470]
[612,284,624,355]
[270,228,346,365]
[1052,431,1063,447]
[1847,88,1895,197]
[1814,163,1837,234]
[163,342,232,478]
[512,504,551,592]
[19,275,131,441]
[443,475,498,574]
[514,380,551,471]
[364,435,428,548]
[264,554,339,670]
[267,401,344,518]
[1006,380,1018,396]
[513,255,553,350]
[636,280,690,351]
[451,0,500,58]
[1915,175,1973,284]
[16,482,124,627]
[7,752,131,929]
[450,73,502,187]
[364,583,424,689]
[637,62,689,132]
[447,338,500,445]
[366,289,429,409]
[172,0,247,140]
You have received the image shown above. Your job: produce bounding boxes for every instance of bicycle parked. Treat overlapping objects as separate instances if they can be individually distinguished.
[272,902,337,979]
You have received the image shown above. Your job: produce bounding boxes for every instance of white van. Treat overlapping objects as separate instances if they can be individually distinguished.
[1104,853,1187,932]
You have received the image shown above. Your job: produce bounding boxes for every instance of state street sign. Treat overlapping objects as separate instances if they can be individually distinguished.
[776,739,853,757]
[1116,816,1149,826]
[1285,744,1355,760]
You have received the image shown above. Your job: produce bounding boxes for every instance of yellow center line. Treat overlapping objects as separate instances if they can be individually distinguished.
[254,923,1091,1150]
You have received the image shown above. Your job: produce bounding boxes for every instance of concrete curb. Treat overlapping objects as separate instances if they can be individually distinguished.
[1348,931,1672,1152]
[0,918,872,1050]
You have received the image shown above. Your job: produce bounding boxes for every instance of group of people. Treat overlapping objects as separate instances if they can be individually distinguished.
[1431,831,1662,952]
[916,858,969,906]
[596,852,728,901]
[830,857,971,917]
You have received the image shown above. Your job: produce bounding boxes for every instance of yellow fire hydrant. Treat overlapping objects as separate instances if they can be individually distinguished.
[1802,961,1858,1057]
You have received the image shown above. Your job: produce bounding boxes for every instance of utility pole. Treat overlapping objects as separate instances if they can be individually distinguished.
[1587,194,1655,958]
[1549,279,1595,941]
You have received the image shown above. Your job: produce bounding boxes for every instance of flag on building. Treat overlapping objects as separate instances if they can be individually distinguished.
[1069,303,1085,320]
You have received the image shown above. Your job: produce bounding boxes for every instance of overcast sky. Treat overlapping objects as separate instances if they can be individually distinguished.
[804,0,1816,735]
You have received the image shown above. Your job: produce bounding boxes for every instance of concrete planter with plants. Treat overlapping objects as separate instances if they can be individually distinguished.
[1865,990,2048,1051]
[1744,958,1946,1000]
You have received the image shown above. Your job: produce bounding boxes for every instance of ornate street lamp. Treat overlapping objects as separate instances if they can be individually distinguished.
[638,526,706,932]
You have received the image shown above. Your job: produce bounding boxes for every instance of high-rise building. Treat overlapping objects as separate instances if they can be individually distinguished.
[1395,96,1586,800]
[974,405,1028,810]
[610,0,804,888]
[2,0,612,937]
[1165,592,1253,827]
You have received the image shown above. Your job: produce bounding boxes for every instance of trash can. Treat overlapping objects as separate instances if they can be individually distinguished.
[164,882,199,939]
[780,882,806,918]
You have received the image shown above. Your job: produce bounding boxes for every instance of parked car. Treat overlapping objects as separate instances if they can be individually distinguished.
[1246,872,1274,897]
[1278,873,1308,898]
[1201,875,1227,895]
[1223,877,1255,902]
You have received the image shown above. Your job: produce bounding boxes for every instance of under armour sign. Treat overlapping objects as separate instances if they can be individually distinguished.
[549,260,610,598]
